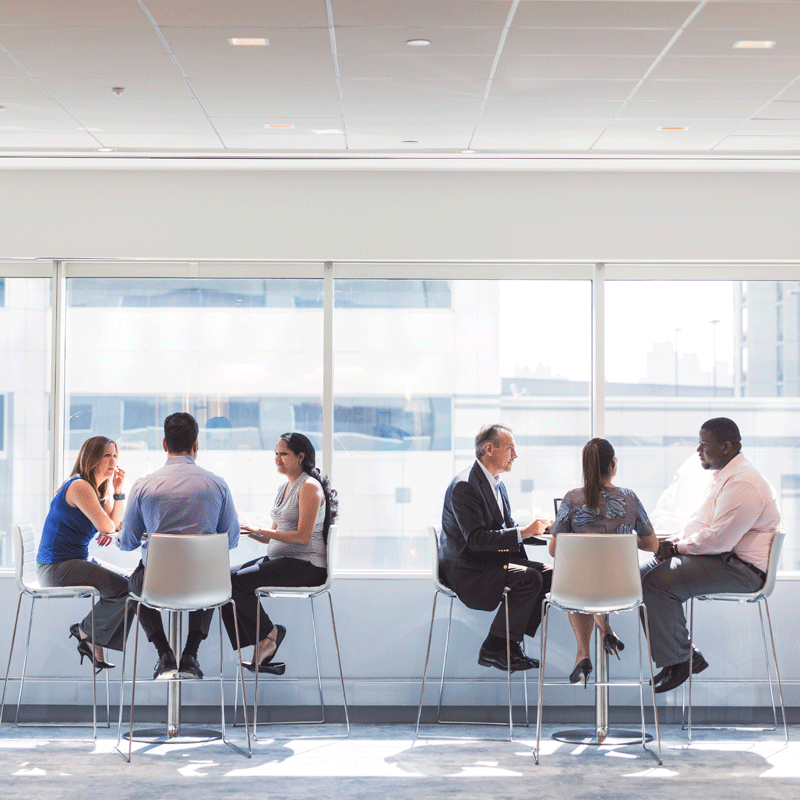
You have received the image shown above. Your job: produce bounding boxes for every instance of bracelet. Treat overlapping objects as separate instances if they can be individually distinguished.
[113,493,126,501]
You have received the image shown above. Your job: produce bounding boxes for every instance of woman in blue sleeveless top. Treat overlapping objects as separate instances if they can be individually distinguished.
[37,436,131,670]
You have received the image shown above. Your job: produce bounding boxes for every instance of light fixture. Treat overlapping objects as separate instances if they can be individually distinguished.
[406,39,431,47]
[311,129,343,135]
[111,87,124,96]
[658,126,688,131]
[401,140,419,144]
[229,37,268,46]
[733,40,776,49]
[96,147,114,152]
[459,149,476,154]
[263,123,293,129]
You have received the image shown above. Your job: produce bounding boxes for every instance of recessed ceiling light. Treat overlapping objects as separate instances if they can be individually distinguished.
[733,40,775,49]
[459,149,476,154]
[96,147,114,152]
[229,37,268,46]
[658,126,688,131]
[406,39,431,47]
[263,123,293,129]
[401,140,419,144]
[310,129,343,135]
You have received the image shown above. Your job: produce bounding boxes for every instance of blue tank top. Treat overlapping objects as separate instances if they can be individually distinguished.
[37,477,98,564]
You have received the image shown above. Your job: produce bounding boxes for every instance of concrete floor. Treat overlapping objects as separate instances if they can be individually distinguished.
[0,722,795,800]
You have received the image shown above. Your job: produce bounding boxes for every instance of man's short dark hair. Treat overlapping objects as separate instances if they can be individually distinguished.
[701,417,742,454]
[164,412,199,454]
[475,424,512,460]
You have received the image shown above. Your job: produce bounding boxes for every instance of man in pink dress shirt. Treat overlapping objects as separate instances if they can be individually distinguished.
[641,417,781,694]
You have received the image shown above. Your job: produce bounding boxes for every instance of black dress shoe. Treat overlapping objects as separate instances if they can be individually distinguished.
[243,660,286,675]
[153,650,178,680]
[653,650,709,694]
[178,653,204,679]
[478,644,538,672]
[509,641,540,669]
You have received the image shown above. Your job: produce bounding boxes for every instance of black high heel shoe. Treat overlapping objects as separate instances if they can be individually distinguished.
[69,624,113,673]
[569,658,592,687]
[603,632,625,660]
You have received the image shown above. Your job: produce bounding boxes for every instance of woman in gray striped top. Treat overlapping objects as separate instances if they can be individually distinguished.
[221,432,338,672]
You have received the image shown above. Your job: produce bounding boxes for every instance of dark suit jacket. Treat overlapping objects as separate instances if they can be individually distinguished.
[441,461,529,612]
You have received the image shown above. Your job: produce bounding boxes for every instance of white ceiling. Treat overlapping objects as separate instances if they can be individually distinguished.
[1,0,799,158]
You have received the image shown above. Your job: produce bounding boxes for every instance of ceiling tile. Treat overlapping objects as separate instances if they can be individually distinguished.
[513,1,697,29]
[211,116,343,134]
[0,25,159,53]
[38,76,194,99]
[489,78,638,102]
[502,26,675,56]
[189,78,342,117]
[690,2,800,31]
[145,0,329,28]
[177,52,336,80]
[331,0,509,28]
[0,101,88,130]
[494,55,656,81]
[669,28,800,56]
[734,117,800,135]
[483,98,623,119]
[0,77,51,99]
[777,82,800,101]
[755,100,800,119]
[649,55,800,80]
[0,0,148,26]
[635,78,789,101]
[161,25,332,54]
[333,25,502,55]
[618,100,764,120]
[12,49,180,80]
[340,78,486,102]
[337,54,494,80]
[713,134,800,151]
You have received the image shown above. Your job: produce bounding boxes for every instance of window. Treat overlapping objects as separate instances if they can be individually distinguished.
[333,278,591,571]
[65,277,323,567]
[0,277,52,568]
[606,280,799,570]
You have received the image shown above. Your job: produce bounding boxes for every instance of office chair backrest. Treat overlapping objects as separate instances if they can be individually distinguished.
[142,533,231,610]
[12,523,37,593]
[550,533,642,613]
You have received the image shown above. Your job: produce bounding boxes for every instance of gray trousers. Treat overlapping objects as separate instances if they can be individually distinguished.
[640,552,763,668]
[37,558,133,651]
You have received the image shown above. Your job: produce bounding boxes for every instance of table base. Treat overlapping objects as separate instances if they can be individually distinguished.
[552,727,652,746]
[124,727,221,744]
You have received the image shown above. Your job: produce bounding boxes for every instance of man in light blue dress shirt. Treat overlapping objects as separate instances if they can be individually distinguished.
[119,412,239,680]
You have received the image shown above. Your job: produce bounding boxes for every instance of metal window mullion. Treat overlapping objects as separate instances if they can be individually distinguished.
[49,261,67,496]
[323,262,334,478]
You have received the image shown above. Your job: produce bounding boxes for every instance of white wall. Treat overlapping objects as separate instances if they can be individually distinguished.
[1,162,800,262]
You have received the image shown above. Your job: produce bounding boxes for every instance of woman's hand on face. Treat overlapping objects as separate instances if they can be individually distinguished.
[112,467,125,493]
[97,534,113,547]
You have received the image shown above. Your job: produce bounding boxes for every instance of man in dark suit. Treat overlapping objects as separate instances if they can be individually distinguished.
[441,423,552,672]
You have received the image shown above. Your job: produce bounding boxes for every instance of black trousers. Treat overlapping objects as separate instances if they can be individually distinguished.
[128,561,214,646]
[489,559,552,642]
[220,556,327,650]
